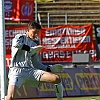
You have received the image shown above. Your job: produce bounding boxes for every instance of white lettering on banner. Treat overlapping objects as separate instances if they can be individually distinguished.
[5,38,12,45]
[5,29,26,37]
[42,36,90,49]
[46,28,85,36]
[42,50,96,59]
[45,44,75,49]
[42,37,59,44]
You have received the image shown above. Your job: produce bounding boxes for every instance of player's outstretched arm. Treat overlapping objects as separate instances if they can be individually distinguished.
[30,45,43,53]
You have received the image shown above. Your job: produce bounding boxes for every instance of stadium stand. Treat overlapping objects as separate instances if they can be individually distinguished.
[37,0,100,27]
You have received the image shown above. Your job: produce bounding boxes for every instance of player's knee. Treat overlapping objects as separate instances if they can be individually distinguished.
[53,75,61,84]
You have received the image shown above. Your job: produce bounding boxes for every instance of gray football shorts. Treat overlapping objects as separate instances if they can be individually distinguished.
[8,67,45,88]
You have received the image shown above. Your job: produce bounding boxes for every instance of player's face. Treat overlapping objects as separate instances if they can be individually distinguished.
[28,28,40,39]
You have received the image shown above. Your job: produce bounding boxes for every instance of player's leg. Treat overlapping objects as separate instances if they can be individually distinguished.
[25,68,63,100]
[54,83,63,100]
[6,67,24,100]
[40,71,60,84]
[6,85,17,100]
[40,71,63,100]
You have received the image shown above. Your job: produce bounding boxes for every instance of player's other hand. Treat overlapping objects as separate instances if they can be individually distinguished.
[50,64,64,73]
[30,45,43,53]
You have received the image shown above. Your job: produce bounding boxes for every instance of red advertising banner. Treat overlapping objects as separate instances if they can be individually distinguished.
[5,24,97,67]
[39,24,97,63]
[4,0,34,21]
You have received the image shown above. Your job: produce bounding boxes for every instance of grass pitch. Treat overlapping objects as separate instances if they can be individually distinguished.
[64,96,100,100]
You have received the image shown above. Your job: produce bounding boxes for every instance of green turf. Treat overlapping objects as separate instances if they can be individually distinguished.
[64,96,100,100]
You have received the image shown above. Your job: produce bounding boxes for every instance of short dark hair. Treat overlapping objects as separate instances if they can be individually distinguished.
[27,21,41,29]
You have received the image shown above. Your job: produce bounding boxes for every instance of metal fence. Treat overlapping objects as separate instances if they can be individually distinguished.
[47,12,100,28]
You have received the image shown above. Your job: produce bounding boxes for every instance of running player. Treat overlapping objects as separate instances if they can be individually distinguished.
[6,21,64,100]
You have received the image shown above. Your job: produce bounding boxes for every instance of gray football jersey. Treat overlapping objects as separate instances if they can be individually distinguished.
[9,33,47,71]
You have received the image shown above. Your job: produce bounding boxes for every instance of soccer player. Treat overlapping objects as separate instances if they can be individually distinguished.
[6,21,64,100]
